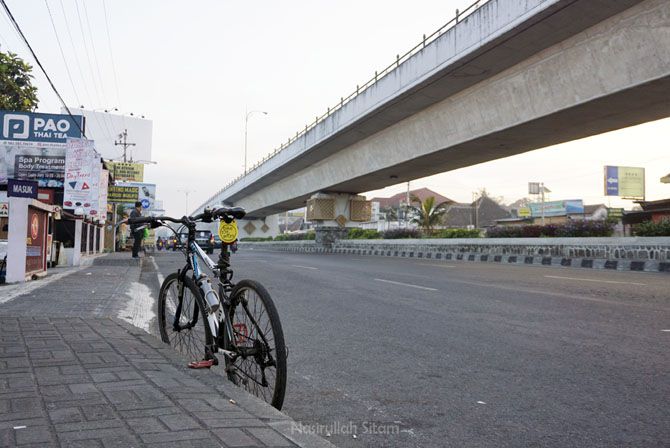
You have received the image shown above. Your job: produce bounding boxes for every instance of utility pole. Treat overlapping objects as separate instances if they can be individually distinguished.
[114,129,136,162]
[540,182,546,226]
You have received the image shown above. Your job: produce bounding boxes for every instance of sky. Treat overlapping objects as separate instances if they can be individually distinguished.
[1,0,668,216]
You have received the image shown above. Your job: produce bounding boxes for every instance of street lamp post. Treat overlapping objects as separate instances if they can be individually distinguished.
[244,110,268,175]
[177,189,195,216]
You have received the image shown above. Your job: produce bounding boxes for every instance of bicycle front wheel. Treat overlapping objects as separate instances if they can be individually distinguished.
[224,279,287,410]
[158,273,214,362]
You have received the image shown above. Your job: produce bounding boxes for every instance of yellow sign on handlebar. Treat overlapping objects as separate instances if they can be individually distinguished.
[218,220,239,244]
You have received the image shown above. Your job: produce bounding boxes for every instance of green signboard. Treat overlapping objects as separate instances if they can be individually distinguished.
[107,185,139,203]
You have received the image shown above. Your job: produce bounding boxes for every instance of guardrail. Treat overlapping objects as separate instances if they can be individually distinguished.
[200,0,491,211]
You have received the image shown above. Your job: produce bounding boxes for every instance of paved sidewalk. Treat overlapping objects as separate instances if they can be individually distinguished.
[0,254,335,448]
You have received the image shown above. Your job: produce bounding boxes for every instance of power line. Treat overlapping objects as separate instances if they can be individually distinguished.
[57,0,108,139]
[81,0,117,138]
[101,0,127,130]
[0,0,86,137]
[73,0,113,140]
[43,0,81,108]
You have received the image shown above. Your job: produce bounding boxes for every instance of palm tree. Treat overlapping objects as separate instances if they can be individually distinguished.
[408,195,450,234]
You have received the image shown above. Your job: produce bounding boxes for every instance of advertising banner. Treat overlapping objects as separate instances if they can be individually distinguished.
[0,111,84,186]
[604,166,645,198]
[1,111,84,143]
[26,206,47,274]
[108,162,143,182]
[118,182,156,210]
[529,200,584,217]
[0,190,7,217]
[108,185,139,203]
[99,169,108,222]
[63,138,99,215]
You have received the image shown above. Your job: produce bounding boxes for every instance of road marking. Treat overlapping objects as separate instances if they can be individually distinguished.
[13,426,26,430]
[544,275,646,286]
[418,263,456,268]
[662,329,670,332]
[374,278,438,291]
[150,256,165,286]
[291,265,318,270]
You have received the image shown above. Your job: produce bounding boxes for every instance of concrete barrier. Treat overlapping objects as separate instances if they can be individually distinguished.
[240,237,670,273]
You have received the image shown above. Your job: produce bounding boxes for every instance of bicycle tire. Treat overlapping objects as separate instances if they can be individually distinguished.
[158,273,214,362]
[224,279,287,410]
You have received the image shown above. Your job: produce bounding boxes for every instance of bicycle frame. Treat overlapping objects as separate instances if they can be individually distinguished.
[178,236,238,360]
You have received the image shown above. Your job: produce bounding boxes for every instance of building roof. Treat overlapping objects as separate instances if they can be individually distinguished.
[635,198,670,210]
[371,188,455,209]
[443,196,512,228]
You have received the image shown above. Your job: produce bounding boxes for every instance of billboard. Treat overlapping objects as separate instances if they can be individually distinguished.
[120,182,156,210]
[63,138,103,216]
[604,166,645,198]
[108,185,139,203]
[0,111,84,186]
[65,108,152,161]
[1,111,84,143]
[108,161,143,182]
[529,200,584,217]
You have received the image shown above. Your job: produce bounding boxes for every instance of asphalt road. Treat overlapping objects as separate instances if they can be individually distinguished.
[148,249,670,448]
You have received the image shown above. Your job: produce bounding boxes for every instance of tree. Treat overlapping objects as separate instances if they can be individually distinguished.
[0,50,38,111]
[408,195,450,234]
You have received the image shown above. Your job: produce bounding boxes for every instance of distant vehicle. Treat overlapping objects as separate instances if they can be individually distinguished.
[195,230,215,254]
[213,234,222,250]
[172,232,188,251]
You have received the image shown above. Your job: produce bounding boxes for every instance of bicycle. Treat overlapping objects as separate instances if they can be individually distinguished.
[129,206,287,409]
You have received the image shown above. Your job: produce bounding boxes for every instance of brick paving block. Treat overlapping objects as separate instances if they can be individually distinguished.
[211,418,268,428]
[247,427,294,447]
[55,418,124,433]
[99,434,143,448]
[213,428,261,447]
[119,407,178,419]
[145,438,222,448]
[126,416,169,434]
[58,427,130,442]
[80,404,117,421]
[69,383,99,394]
[139,429,213,444]
[14,425,54,445]
[90,372,118,383]
[159,413,202,431]
[0,427,14,446]
[48,407,83,424]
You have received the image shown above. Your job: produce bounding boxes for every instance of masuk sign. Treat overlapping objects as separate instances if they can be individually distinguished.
[7,178,38,199]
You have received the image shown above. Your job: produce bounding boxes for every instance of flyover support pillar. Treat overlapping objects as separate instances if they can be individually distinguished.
[306,192,371,249]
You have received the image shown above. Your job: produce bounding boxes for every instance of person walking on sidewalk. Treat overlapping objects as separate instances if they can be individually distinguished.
[129,201,145,258]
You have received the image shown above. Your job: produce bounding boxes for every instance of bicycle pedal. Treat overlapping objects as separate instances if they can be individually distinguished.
[188,359,216,369]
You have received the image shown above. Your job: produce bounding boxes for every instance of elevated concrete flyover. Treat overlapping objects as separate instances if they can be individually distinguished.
[196,0,670,235]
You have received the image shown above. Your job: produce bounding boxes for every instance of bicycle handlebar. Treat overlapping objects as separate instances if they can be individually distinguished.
[127,206,246,226]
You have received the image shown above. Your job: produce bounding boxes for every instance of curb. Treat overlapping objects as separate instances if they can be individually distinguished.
[245,245,670,274]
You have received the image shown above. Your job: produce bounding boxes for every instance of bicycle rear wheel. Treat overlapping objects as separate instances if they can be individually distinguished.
[158,273,214,362]
[224,279,287,410]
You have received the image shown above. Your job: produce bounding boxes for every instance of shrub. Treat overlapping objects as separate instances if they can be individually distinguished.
[486,220,614,238]
[273,231,316,241]
[347,228,381,239]
[380,228,422,239]
[240,237,273,242]
[430,228,481,239]
[634,219,670,236]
